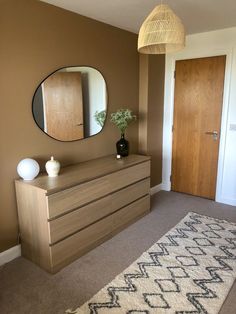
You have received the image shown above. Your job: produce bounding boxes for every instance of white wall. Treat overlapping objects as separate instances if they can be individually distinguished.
[163,27,236,206]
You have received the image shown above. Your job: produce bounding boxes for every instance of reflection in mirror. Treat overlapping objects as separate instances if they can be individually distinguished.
[32,66,107,141]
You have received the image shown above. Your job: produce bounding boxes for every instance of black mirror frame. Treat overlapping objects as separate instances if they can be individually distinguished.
[32,65,108,142]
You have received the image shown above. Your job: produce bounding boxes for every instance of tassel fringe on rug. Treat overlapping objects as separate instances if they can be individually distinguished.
[66,212,236,314]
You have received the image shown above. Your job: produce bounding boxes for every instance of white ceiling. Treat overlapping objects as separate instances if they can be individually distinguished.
[40,0,236,35]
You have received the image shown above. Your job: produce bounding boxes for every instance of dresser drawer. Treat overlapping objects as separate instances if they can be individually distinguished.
[50,195,150,272]
[47,161,150,219]
[111,194,150,234]
[49,178,150,244]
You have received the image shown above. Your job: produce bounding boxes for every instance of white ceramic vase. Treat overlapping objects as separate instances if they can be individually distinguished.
[45,156,60,177]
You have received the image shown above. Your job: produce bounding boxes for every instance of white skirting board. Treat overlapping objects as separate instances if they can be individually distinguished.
[150,183,163,195]
[216,196,236,207]
[0,244,21,267]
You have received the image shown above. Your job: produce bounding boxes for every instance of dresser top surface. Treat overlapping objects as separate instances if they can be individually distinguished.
[15,154,150,194]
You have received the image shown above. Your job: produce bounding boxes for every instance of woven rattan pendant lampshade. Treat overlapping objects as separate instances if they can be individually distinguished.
[138,4,185,54]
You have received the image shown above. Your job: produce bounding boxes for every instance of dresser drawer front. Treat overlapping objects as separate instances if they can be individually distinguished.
[111,194,150,234]
[49,178,150,244]
[47,161,150,219]
[50,195,150,271]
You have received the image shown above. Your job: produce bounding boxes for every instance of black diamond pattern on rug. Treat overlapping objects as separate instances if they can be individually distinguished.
[207,223,225,231]
[168,266,190,278]
[202,230,221,239]
[176,256,199,267]
[193,237,215,247]
[127,311,149,314]
[185,246,206,256]
[155,279,180,293]
[143,293,170,309]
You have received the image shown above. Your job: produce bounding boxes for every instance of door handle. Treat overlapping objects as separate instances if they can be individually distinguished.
[76,123,83,126]
[205,131,218,140]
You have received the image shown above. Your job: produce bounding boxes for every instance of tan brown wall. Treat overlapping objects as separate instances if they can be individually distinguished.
[138,55,149,154]
[139,54,165,187]
[148,55,165,187]
[0,0,139,252]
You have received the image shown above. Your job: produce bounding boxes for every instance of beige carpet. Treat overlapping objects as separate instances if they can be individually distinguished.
[0,191,236,314]
[67,212,236,313]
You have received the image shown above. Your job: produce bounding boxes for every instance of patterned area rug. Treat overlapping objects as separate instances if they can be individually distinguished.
[66,212,236,314]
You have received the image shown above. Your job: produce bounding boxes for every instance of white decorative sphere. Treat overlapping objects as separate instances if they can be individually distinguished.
[17,158,40,181]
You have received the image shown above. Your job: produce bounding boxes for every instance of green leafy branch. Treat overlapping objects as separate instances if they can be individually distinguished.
[110,109,137,134]
[94,110,107,127]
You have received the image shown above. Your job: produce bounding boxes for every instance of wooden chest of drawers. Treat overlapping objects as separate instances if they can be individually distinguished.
[15,154,151,273]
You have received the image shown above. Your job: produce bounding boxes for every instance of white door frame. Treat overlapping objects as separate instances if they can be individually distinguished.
[162,47,233,203]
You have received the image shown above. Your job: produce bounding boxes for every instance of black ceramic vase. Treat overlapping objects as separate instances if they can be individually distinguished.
[116,133,129,157]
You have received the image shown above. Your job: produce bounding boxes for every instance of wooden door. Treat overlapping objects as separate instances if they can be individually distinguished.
[171,56,226,199]
[42,72,84,141]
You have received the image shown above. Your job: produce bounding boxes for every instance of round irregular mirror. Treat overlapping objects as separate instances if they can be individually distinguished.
[32,66,107,141]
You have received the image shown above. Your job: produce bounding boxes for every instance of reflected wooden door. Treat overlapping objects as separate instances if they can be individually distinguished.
[171,56,226,199]
[42,72,84,141]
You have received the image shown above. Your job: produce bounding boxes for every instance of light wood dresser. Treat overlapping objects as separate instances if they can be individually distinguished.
[15,154,151,273]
